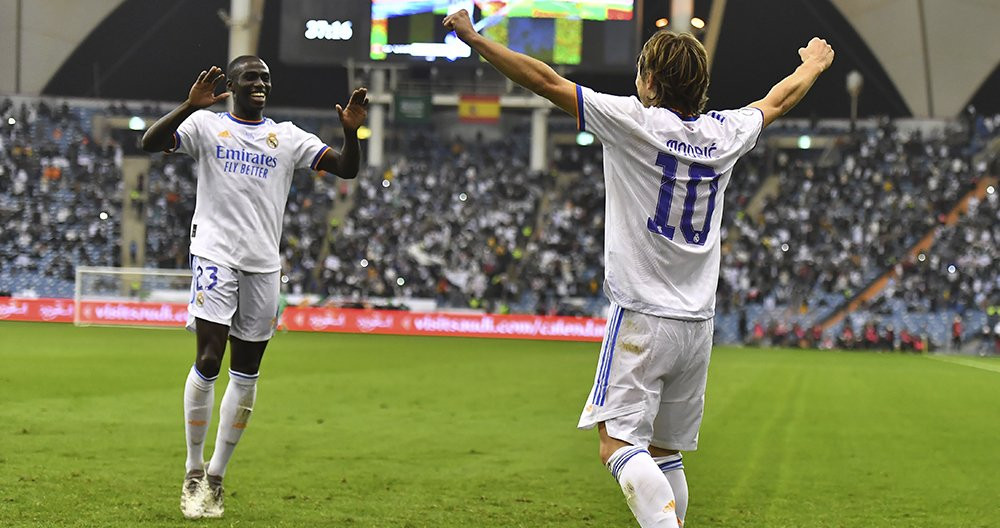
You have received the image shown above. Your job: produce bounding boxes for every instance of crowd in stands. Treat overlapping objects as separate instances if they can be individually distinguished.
[320,130,543,312]
[0,98,122,297]
[743,317,940,353]
[879,186,998,315]
[520,146,606,315]
[144,155,196,270]
[2,96,998,351]
[142,127,544,313]
[721,119,985,312]
[719,117,996,348]
[852,181,1000,353]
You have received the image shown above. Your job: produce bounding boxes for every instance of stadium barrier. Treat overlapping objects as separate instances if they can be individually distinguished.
[0,298,606,342]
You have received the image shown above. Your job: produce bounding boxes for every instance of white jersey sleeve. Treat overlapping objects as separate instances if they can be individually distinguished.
[716,107,764,157]
[575,85,647,143]
[169,110,213,159]
[576,84,764,320]
[288,124,332,171]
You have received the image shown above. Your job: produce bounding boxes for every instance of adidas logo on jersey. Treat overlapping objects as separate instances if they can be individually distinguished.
[218,130,232,138]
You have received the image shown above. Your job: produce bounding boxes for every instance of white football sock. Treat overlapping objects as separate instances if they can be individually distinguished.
[607,446,679,527]
[184,365,216,474]
[654,454,688,525]
[207,370,258,479]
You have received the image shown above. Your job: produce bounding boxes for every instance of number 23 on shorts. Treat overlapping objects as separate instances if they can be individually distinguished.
[195,265,219,291]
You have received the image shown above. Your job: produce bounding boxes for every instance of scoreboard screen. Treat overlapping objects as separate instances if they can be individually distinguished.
[369,0,636,69]
[279,1,373,66]
[280,1,637,71]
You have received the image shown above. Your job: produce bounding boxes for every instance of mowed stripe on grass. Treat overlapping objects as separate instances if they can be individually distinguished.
[1,322,998,527]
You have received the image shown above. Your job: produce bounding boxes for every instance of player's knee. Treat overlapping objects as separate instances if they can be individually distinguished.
[195,352,223,378]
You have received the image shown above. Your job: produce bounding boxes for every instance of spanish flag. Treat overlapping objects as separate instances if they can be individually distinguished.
[458,94,501,123]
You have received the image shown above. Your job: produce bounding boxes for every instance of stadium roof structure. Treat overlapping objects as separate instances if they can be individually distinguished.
[828,0,1000,117]
[0,0,997,118]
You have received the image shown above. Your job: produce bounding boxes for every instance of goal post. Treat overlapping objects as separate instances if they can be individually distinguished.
[74,266,192,329]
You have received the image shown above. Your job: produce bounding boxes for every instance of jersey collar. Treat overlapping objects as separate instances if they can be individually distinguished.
[668,108,699,122]
[226,112,267,126]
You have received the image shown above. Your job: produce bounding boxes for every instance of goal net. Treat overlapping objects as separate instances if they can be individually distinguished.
[74,266,192,328]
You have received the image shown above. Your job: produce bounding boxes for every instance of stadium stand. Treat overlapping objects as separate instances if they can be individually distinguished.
[319,130,543,312]
[718,118,993,344]
[845,186,999,353]
[0,98,122,298]
[1,96,998,350]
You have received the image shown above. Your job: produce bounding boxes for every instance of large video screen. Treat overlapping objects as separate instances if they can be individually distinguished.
[279,1,636,70]
[369,0,636,69]
[279,0,373,66]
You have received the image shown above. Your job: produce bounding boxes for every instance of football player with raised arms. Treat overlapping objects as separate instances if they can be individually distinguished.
[141,57,369,519]
[444,10,833,527]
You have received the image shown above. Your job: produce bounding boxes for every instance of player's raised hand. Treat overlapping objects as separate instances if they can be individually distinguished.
[186,66,230,109]
[442,9,478,42]
[337,87,369,132]
[799,38,834,72]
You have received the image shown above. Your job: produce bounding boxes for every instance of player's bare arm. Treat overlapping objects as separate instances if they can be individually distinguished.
[750,38,834,128]
[141,66,230,152]
[443,9,577,118]
[315,87,369,179]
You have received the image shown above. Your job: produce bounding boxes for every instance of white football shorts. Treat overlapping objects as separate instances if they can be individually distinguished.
[578,302,714,451]
[186,254,280,342]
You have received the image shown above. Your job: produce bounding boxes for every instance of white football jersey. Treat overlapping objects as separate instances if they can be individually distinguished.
[171,111,330,273]
[576,85,763,320]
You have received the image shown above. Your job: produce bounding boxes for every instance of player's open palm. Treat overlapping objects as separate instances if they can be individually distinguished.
[186,66,230,109]
[337,87,369,132]
[799,38,834,71]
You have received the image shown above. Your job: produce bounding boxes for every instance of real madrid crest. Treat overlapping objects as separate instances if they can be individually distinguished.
[196,291,205,306]
[266,132,279,149]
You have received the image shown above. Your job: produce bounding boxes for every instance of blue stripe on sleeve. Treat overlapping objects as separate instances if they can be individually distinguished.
[748,106,765,151]
[310,145,332,170]
[576,84,586,132]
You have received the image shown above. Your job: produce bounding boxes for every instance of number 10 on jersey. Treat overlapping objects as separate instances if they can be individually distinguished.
[646,152,720,246]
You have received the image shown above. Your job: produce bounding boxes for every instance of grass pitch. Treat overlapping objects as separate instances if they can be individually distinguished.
[1,321,998,527]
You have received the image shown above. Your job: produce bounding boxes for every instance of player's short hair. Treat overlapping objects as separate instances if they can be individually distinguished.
[638,31,710,116]
[227,55,266,79]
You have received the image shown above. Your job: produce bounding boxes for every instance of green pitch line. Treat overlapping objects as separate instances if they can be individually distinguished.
[926,353,1000,374]
[1,322,998,527]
